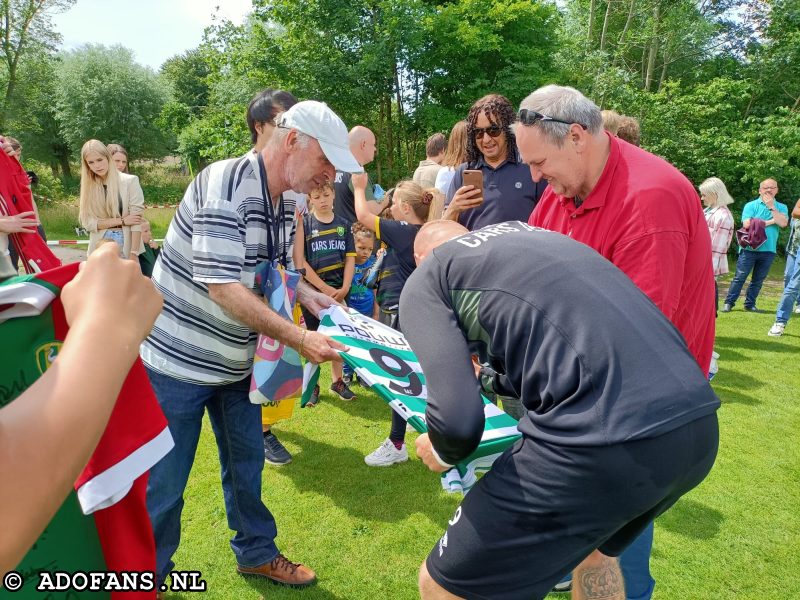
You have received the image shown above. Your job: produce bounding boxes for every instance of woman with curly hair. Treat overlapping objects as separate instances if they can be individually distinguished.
[443,94,546,230]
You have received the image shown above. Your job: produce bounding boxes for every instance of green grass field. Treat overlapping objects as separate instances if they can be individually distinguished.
[153,262,799,600]
[38,203,176,241]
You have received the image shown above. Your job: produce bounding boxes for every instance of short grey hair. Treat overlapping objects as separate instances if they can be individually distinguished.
[271,122,313,149]
[518,85,603,147]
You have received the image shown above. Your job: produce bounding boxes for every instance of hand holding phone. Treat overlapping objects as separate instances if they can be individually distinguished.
[462,169,484,202]
[444,169,484,221]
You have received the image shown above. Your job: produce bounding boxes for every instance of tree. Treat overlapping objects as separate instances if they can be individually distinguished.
[0,0,74,131]
[206,0,561,183]
[55,44,171,159]
[15,53,71,175]
[159,48,211,122]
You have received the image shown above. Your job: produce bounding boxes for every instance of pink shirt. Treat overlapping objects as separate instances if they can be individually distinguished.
[529,134,715,374]
[704,206,734,276]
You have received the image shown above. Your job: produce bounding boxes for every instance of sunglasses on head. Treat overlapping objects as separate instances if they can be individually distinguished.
[517,109,587,130]
[472,125,504,139]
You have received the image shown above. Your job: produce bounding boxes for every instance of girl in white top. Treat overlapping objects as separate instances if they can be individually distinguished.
[434,120,468,194]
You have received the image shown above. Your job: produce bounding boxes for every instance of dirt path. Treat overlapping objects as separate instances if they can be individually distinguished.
[51,246,87,264]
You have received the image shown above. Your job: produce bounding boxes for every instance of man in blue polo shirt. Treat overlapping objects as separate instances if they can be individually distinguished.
[722,178,788,312]
[443,94,546,231]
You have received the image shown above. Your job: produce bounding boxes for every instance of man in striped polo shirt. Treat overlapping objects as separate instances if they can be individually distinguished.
[140,101,362,590]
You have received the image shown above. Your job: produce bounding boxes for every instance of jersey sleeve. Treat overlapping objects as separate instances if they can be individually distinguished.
[74,358,174,514]
[376,219,415,254]
[400,259,485,466]
[21,264,175,515]
[345,222,356,256]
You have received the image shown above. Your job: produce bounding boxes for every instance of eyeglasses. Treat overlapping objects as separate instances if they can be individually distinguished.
[517,109,587,130]
[472,125,504,140]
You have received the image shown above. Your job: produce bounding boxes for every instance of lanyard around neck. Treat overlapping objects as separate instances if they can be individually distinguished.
[256,151,287,265]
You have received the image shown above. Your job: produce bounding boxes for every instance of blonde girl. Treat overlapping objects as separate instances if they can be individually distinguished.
[79,139,144,258]
[352,173,444,467]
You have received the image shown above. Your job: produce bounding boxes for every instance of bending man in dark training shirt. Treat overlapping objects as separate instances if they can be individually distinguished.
[402,220,720,600]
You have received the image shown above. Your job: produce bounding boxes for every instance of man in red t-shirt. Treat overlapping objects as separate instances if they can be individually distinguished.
[518,85,715,600]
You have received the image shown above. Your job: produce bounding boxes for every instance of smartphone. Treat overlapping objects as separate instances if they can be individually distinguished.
[462,169,484,203]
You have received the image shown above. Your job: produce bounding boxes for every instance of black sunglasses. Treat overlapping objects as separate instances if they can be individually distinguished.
[472,125,504,139]
[517,109,587,130]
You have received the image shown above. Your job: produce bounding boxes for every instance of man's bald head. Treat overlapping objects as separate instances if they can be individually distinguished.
[349,126,376,166]
[413,220,469,265]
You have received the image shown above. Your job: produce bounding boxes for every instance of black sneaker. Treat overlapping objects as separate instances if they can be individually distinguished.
[743,306,761,313]
[304,385,321,407]
[263,432,292,465]
[330,378,356,401]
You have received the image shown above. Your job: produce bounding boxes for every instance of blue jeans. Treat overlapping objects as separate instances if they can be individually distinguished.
[102,229,125,256]
[556,523,655,600]
[145,367,279,584]
[724,250,776,309]
[776,252,800,324]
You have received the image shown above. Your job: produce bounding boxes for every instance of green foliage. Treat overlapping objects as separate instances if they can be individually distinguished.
[177,103,251,168]
[181,0,559,183]
[159,48,211,117]
[24,158,65,198]
[55,44,173,159]
[420,0,559,113]
[8,0,800,207]
[0,0,76,131]
[551,0,800,230]
[131,162,191,207]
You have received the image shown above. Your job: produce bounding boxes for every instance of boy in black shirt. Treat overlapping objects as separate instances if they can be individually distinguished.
[295,182,356,403]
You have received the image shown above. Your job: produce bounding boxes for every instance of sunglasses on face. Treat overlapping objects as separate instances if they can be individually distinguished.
[472,125,504,140]
[517,109,587,130]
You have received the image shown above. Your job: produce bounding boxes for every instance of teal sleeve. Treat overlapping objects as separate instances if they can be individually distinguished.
[741,201,756,221]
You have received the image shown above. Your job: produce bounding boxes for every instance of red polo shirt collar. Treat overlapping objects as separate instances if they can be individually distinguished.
[559,131,620,217]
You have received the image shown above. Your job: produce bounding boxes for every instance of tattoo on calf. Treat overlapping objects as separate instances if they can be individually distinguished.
[578,566,624,599]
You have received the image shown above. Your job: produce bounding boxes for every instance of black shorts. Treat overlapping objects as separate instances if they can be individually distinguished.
[425,413,719,600]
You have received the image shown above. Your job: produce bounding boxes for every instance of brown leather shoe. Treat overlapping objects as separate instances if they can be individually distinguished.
[237,554,317,588]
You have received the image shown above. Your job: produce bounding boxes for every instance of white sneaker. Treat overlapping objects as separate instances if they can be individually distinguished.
[768,322,785,337]
[364,439,408,467]
[794,306,800,314]
[708,351,719,380]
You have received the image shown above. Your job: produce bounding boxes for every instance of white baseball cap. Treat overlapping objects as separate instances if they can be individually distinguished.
[276,101,363,173]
